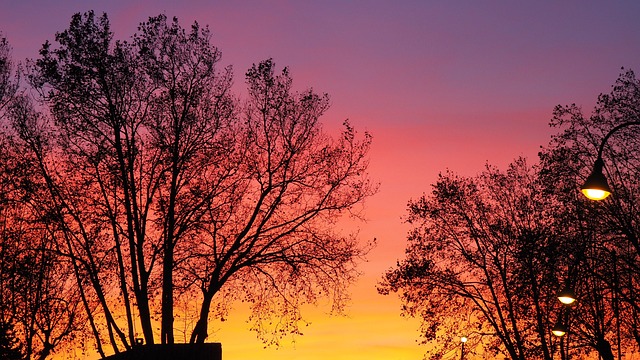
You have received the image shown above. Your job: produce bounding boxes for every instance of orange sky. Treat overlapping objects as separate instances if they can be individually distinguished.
[2,1,640,359]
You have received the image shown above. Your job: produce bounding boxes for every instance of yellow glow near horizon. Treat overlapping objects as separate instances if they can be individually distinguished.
[214,275,426,360]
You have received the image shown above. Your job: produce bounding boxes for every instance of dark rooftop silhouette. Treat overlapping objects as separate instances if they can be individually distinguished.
[103,343,222,360]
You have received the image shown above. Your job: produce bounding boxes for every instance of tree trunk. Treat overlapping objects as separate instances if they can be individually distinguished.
[161,245,174,344]
[136,285,155,345]
[161,138,181,344]
[596,336,614,360]
[190,294,213,344]
[190,280,223,344]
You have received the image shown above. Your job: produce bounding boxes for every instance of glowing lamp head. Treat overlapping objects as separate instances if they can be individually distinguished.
[552,316,568,337]
[552,323,567,337]
[581,188,610,201]
[460,336,468,343]
[581,158,612,201]
[557,286,577,305]
[558,296,576,306]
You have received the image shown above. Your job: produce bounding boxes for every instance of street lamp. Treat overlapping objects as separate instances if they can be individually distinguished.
[581,121,640,200]
[552,320,568,337]
[552,287,575,338]
[557,286,577,306]
[581,158,612,200]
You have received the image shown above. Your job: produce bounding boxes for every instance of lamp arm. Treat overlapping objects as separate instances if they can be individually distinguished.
[596,121,640,159]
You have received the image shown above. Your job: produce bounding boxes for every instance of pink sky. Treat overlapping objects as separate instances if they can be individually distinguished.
[2,1,640,359]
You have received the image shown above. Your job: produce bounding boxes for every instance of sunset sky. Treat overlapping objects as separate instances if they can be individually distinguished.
[2,1,640,359]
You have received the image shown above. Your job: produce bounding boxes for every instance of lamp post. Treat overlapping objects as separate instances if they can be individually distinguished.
[460,336,468,360]
[554,291,573,360]
[575,121,637,358]
[552,295,573,338]
[581,121,640,200]
[553,285,577,360]
[552,312,570,360]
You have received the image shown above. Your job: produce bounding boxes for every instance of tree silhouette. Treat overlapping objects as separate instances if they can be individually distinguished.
[0,321,24,360]
[1,33,83,360]
[379,159,567,360]
[0,33,17,113]
[6,11,376,356]
[382,70,640,360]
[539,68,640,359]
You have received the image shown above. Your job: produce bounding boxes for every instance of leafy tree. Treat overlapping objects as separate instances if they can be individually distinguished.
[11,11,376,356]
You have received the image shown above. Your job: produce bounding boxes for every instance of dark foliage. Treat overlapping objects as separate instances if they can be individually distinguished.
[0,322,24,360]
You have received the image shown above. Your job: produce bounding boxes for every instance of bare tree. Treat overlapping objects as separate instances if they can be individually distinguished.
[539,68,640,359]
[379,159,566,360]
[187,59,375,344]
[0,33,18,112]
[0,34,82,360]
[133,15,236,344]
[16,11,375,356]
[381,70,640,360]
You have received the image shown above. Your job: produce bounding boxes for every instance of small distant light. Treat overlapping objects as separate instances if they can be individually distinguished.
[460,336,468,343]
[135,338,144,345]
